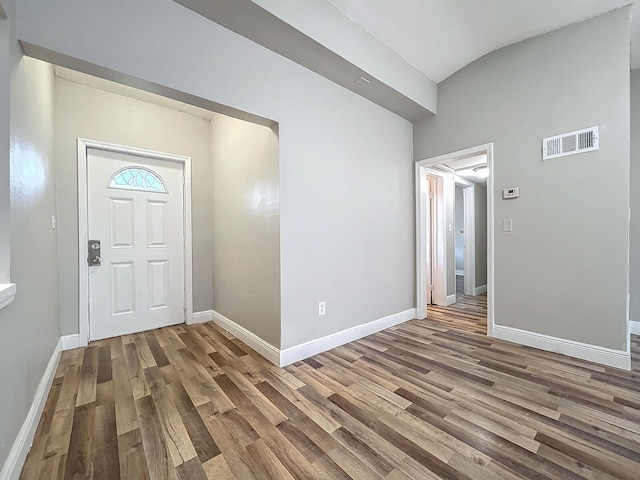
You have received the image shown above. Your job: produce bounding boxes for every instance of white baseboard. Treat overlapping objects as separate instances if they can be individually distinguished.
[491,324,630,370]
[445,294,457,306]
[189,310,214,325]
[280,308,416,367]
[455,270,464,276]
[205,308,417,368]
[61,334,80,350]
[0,339,63,480]
[210,310,280,366]
[473,284,487,295]
[630,321,640,335]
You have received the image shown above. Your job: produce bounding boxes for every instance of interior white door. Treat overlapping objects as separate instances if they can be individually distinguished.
[88,148,185,340]
[426,177,433,305]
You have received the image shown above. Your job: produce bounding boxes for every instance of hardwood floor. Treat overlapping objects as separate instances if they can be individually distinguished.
[428,292,487,335]
[456,274,464,295]
[21,296,640,479]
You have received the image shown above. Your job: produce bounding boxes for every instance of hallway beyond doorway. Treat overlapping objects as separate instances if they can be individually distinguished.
[428,288,487,336]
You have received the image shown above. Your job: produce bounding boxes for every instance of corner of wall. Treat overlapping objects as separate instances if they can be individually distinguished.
[1,47,60,470]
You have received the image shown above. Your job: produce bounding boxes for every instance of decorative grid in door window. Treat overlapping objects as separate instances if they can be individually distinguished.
[109,166,167,193]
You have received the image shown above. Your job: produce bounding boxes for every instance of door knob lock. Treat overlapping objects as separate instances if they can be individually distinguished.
[88,240,101,266]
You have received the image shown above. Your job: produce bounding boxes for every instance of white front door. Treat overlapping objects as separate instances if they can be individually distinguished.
[87,148,185,340]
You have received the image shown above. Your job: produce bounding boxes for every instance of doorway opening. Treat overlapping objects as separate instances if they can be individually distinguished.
[415,143,494,335]
[454,177,477,298]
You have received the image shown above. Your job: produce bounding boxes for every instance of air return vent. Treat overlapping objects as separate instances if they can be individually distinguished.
[542,126,599,160]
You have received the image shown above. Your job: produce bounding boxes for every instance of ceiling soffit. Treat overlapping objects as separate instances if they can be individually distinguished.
[172,0,437,121]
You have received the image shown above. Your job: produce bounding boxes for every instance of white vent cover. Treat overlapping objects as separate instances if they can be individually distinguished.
[542,126,598,160]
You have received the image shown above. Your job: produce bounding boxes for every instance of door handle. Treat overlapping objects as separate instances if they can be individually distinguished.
[88,240,101,266]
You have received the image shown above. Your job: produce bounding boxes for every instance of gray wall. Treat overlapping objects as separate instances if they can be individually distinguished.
[54,78,214,335]
[455,186,464,272]
[631,71,640,324]
[474,184,488,287]
[210,115,281,347]
[0,10,9,282]
[17,0,415,350]
[415,9,630,350]
[0,41,60,475]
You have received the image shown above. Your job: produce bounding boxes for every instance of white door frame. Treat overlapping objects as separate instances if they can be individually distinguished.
[77,138,194,346]
[425,177,433,305]
[463,184,476,297]
[415,143,495,336]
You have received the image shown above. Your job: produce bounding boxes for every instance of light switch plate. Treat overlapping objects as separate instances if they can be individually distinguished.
[502,219,513,232]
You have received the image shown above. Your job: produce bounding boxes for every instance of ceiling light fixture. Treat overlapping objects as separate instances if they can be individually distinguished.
[473,165,489,179]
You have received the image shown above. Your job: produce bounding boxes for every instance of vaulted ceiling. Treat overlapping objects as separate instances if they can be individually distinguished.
[326,0,638,83]
[174,0,638,121]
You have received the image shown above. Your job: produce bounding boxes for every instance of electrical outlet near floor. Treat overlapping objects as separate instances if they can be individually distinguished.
[318,301,326,316]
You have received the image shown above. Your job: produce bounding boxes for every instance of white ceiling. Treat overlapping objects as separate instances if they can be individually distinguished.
[444,154,488,185]
[326,0,638,83]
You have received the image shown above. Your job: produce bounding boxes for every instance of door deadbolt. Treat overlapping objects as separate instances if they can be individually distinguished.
[88,240,101,266]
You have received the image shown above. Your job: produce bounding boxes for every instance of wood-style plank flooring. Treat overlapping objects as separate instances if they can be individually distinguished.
[21,294,640,479]
[456,274,464,295]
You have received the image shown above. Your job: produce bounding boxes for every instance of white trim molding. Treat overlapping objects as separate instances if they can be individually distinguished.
[210,310,280,366]
[77,139,193,346]
[455,270,464,276]
[0,339,62,480]
[473,285,487,296]
[630,321,640,336]
[445,294,457,306]
[0,283,16,310]
[189,310,214,325]
[61,334,81,350]
[208,308,416,368]
[492,324,631,371]
[280,308,416,367]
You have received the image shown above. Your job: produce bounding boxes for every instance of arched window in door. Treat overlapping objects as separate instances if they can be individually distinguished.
[109,166,167,193]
